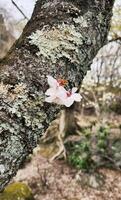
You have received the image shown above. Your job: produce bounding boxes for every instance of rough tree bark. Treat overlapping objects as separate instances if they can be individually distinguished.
[0,0,114,191]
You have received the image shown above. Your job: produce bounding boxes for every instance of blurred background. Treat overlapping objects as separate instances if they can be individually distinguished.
[0,0,36,58]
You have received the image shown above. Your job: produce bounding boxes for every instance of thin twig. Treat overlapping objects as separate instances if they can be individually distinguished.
[11,0,29,20]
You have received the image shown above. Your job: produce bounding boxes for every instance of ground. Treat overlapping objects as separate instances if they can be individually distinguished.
[11,112,121,200]
[13,154,121,200]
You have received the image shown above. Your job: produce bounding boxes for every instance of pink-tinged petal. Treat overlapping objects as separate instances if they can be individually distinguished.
[47,75,58,87]
[59,86,67,92]
[45,88,56,96]
[54,97,64,105]
[73,93,82,102]
[45,96,55,103]
[63,97,74,107]
[57,86,67,99]
[72,87,78,94]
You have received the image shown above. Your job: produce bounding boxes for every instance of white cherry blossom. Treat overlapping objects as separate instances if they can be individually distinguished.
[45,76,82,107]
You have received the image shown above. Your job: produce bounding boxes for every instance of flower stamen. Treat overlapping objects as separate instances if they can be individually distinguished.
[57,79,68,86]
[66,91,72,97]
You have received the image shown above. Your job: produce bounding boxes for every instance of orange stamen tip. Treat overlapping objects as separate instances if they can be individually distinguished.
[57,79,68,86]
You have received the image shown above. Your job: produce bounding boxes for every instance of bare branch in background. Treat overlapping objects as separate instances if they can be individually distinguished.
[11,0,29,20]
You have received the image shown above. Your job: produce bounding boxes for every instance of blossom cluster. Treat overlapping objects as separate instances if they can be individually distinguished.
[45,76,82,107]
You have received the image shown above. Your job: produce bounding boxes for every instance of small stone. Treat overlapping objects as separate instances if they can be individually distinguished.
[88,173,104,189]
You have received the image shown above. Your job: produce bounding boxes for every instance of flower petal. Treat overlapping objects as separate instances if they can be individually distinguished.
[57,86,67,99]
[45,96,55,103]
[63,97,74,107]
[73,93,82,102]
[47,75,58,87]
[45,88,56,96]
[54,97,64,105]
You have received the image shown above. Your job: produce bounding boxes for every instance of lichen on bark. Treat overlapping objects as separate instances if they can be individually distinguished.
[28,23,84,64]
[0,0,115,191]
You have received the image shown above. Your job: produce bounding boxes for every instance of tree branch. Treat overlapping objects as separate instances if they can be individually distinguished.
[0,0,115,191]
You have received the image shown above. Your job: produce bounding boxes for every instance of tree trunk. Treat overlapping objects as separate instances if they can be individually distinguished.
[0,0,114,191]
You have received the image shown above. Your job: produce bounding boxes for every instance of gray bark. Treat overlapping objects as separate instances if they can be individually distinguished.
[0,0,114,191]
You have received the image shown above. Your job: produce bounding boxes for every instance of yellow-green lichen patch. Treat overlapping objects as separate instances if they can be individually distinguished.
[0,82,10,97]
[97,13,106,24]
[19,93,46,130]
[73,16,88,27]
[28,23,83,64]
[0,182,34,200]
[8,91,46,130]
[0,82,27,102]
[0,81,46,135]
